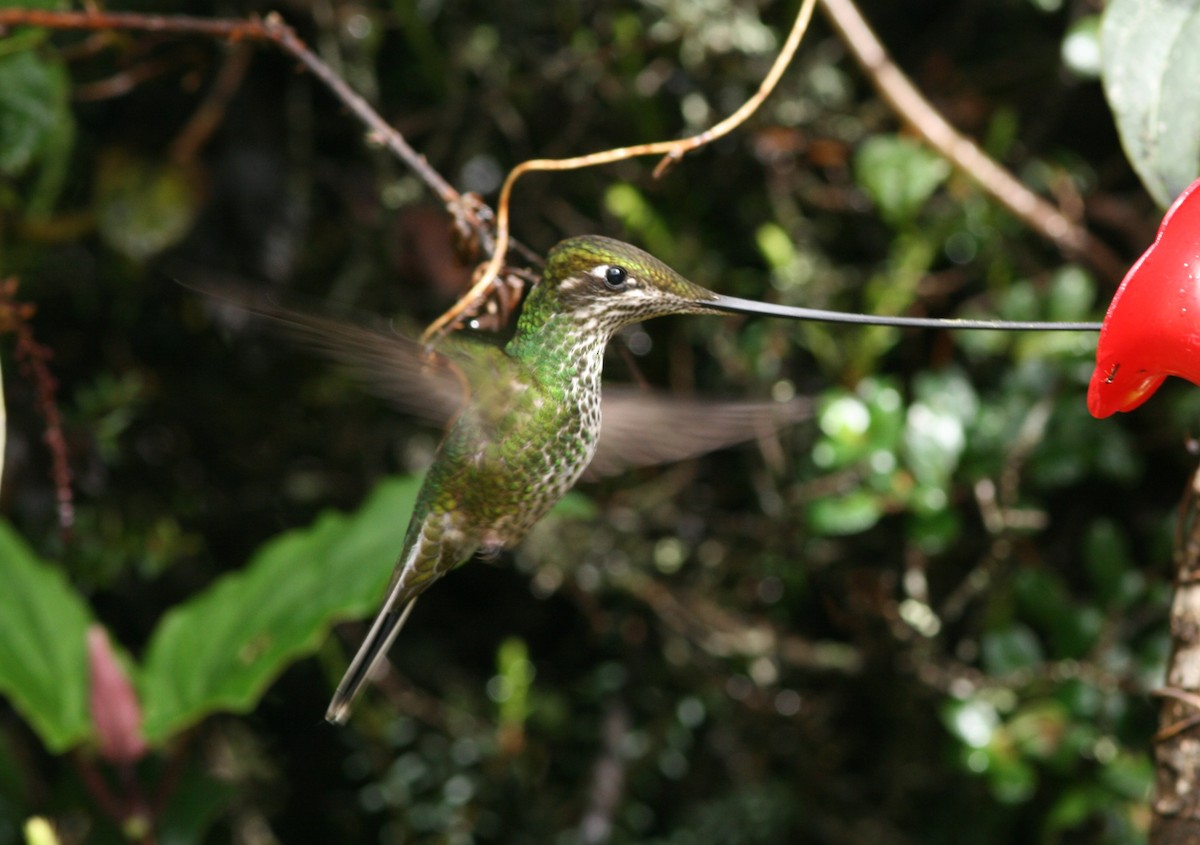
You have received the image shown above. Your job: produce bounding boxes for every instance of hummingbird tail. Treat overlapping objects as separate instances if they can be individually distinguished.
[325,597,419,725]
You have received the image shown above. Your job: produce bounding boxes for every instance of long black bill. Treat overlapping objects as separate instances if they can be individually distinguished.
[706,293,1102,331]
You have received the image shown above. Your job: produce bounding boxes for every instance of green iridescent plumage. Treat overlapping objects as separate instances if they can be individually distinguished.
[323,236,793,723]
[193,235,806,723]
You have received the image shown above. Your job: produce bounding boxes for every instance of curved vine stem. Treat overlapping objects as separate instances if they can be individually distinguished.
[419,0,821,342]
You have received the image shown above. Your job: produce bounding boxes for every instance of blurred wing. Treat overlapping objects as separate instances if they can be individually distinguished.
[189,281,469,427]
[587,389,811,479]
[187,280,810,471]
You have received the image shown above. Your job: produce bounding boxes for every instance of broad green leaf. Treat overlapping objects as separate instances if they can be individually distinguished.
[0,49,71,178]
[854,134,950,227]
[1102,0,1200,207]
[0,522,94,752]
[139,475,422,742]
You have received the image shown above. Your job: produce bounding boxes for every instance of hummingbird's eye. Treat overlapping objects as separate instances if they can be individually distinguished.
[604,265,629,291]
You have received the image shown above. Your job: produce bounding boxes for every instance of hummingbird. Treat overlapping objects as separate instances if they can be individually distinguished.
[319,235,819,723]
[198,234,1103,724]
[209,235,806,723]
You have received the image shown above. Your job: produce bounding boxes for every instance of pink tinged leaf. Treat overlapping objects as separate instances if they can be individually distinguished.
[87,625,147,763]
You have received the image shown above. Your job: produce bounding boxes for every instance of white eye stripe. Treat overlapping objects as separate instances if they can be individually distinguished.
[588,264,637,288]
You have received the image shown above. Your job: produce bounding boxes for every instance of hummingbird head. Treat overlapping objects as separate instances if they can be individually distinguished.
[522,236,722,336]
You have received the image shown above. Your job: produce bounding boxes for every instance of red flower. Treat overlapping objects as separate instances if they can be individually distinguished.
[1089,177,1200,418]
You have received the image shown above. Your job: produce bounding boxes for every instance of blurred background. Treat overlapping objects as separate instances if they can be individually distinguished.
[0,0,1183,842]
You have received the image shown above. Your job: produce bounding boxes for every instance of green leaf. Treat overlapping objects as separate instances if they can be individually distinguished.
[493,637,534,728]
[986,752,1037,805]
[603,183,673,258]
[1045,785,1110,834]
[854,134,951,227]
[1006,700,1068,761]
[22,818,61,845]
[812,378,905,472]
[806,489,883,536]
[1099,750,1154,800]
[139,475,423,742]
[0,522,94,752]
[908,507,960,554]
[1061,15,1103,80]
[942,697,1000,749]
[981,624,1044,674]
[904,402,965,486]
[156,757,239,845]
[1084,519,1141,608]
[1102,0,1200,207]
[548,490,598,521]
[1045,266,1096,323]
[93,149,204,262]
[0,49,71,178]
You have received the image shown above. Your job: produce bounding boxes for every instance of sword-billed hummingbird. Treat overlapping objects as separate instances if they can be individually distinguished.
[202,233,1100,723]
[322,235,805,723]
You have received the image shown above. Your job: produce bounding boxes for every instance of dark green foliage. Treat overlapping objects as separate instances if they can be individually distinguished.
[0,0,1188,843]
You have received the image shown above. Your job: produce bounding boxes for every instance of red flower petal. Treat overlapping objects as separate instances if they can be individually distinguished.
[1089,177,1200,418]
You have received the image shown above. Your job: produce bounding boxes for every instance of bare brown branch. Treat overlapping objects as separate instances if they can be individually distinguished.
[818,0,1126,283]
[0,8,478,229]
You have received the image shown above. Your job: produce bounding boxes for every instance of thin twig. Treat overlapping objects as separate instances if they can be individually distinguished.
[818,0,1126,283]
[420,0,821,341]
[72,54,193,101]
[578,700,630,845]
[169,41,254,163]
[0,280,74,537]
